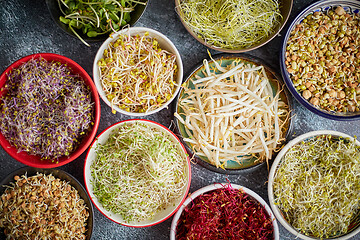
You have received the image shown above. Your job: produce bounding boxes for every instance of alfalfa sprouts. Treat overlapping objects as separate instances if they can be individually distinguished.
[273,135,360,238]
[175,57,290,169]
[90,121,188,223]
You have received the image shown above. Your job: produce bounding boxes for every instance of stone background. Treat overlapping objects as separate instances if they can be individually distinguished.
[0,0,359,239]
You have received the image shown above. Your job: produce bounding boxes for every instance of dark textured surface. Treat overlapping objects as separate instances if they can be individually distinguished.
[0,0,359,239]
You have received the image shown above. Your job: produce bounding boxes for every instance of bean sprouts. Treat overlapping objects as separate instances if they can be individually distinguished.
[273,135,360,238]
[90,122,188,223]
[175,57,290,169]
[98,32,178,114]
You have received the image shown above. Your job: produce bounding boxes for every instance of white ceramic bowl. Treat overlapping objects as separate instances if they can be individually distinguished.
[84,119,191,227]
[268,130,360,240]
[170,183,279,240]
[93,27,183,116]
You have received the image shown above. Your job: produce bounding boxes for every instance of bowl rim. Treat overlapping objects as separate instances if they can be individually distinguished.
[279,0,360,121]
[93,26,184,116]
[174,0,293,53]
[174,53,294,174]
[268,130,360,240]
[170,182,280,240]
[83,118,191,228]
[0,166,94,240]
[45,0,149,43]
[0,53,101,168]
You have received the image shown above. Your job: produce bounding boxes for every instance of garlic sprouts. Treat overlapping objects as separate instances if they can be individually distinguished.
[177,0,283,49]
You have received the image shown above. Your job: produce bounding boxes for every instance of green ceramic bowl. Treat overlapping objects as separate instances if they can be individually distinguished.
[174,54,293,174]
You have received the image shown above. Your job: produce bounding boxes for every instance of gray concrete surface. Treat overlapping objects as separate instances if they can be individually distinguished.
[0,0,359,239]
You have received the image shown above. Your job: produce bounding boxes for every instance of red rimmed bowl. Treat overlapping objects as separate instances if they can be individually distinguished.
[0,53,101,168]
[84,119,191,227]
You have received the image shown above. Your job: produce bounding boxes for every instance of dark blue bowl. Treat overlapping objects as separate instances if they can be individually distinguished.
[280,0,360,121]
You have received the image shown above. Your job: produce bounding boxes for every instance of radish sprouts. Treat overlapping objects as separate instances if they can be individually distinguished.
[273,135,360,238]
[90,122,188,223]
[0,58,94,162]
[98,32,178,113]
[175,57,290,168]
[177,0,283,49]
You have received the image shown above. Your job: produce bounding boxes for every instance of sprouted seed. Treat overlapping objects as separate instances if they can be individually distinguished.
[176,183,274,239]
[273,135,360,238]
[0,58,94,162]
[175,56,290,169]
[57,0,147,46]
[90,122,188,223]
[0,173,89,239]
[176,0,283,49]
[98,32,178,114]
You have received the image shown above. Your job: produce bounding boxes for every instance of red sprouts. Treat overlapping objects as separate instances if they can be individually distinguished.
[176,184,274,240]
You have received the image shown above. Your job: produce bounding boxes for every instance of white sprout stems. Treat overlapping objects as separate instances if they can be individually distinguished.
[176,57,290,168]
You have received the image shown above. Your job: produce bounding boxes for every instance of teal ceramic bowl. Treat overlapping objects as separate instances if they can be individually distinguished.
[174,54,293,174]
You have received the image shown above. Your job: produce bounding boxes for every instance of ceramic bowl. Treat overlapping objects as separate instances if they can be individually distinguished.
[280,0,360,120]
[45,0,148,45]
[93,27,183,116]
[84,119,191,227]
[170,183,279,240]
[175,0,293,53]
[268,130,360,240]
[0,53,100,168]
[174,54,293,174]
[0,167,94,239]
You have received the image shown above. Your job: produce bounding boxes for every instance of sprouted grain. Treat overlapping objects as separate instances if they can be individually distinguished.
[0,173,89,240]
[286,6,360,113]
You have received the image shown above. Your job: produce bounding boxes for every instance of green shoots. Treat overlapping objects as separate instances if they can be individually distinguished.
[177,0,283,49]
[90,122,188,223]
[273,135,360,238]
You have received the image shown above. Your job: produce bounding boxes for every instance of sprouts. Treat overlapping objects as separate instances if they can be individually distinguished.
[98,32,178,113]
[175,57,290,168]
[0,58,94,162]
[57,0,147,46]
[177,0,283,49]
[90,122,188,223]
[176,184,274,239]
[273,135,360,238]
[0,173,89,239]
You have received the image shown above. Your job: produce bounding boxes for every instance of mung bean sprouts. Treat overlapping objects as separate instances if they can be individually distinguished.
[175,57,290,168]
